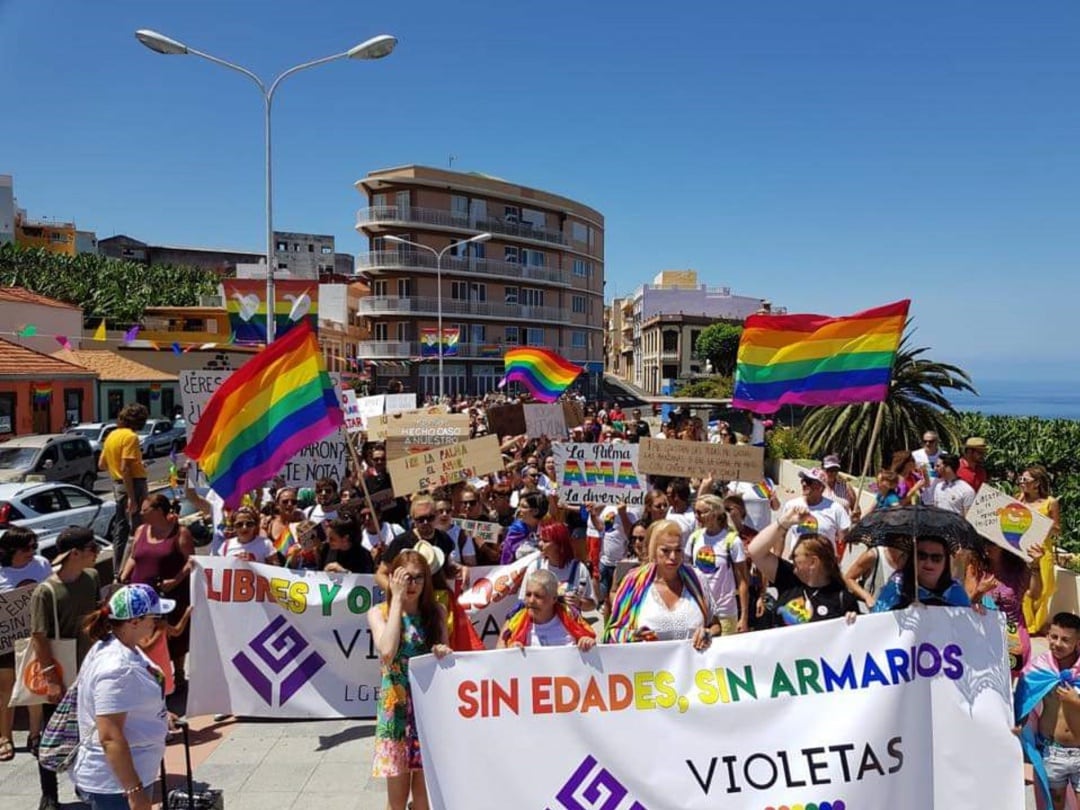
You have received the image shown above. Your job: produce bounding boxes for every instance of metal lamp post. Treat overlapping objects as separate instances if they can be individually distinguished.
[383,233,492,401]
[135,29,397,343]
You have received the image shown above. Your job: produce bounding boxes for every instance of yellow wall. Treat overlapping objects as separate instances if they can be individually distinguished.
[16,222,76,255]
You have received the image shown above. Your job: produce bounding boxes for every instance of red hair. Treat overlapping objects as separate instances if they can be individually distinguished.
[539,522,574,565]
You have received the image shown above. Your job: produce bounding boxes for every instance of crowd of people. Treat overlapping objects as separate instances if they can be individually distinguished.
[0,392,1072,810]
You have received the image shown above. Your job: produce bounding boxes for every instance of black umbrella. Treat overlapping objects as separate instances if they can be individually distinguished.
[848,504,985,557]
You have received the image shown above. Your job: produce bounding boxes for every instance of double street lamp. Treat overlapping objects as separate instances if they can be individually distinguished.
[135,29,397,343]
[383,233,492,401]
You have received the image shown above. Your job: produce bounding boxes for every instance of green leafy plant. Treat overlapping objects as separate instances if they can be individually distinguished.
[675,376,734,399]
[694,322,743,376]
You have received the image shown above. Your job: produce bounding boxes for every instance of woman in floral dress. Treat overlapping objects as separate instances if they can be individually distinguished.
[369,550,451,810]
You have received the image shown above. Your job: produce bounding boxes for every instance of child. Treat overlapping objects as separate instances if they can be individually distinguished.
[1015,611,1080,809]
[138,606,193,696]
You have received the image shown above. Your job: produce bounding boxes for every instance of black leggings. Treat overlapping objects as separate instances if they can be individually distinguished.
[39,702,57,799]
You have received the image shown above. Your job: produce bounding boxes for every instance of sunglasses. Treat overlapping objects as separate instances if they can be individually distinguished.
[317,488,336,495]
[233,521,257,529]
[278,499,297,506]
[461,499,478,506]
[413,515,435,524]
[916,551,946,564]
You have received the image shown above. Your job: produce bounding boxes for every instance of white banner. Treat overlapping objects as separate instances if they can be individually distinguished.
[187,557,522,718]
[411,609,1022,810]
[553,443,645,506]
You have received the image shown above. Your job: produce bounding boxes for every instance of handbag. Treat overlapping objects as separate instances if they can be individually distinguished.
[9,579,78,707]
[37,682,81,773]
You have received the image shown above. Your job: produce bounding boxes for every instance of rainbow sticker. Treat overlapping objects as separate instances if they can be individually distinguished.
[694,545,718,575]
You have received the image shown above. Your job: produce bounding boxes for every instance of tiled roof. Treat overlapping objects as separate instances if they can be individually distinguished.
[0,287,81,310]
[51,349,177,382]
[0,338,97,377]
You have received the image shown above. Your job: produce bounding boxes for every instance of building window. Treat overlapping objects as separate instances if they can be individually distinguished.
[278,262,288,270]
[308,244,315,252]
[525,328,545,345]
[373,280,388,297]
[504,205,520,223]
[521,288,544,308]
[573,259,592,278]
[0,392,14,435]
[663,332,679,351]
[374,323,389,341]
[451,195,469,222]
[396,322,408,341]
[397,279,412,298]
[504,246,519,264]
[470,325,486,343]
[107,389,124,420]
[521,249,545,267]
[571,331,587,349]
[571,222,589,243]
[276,241,287,252]
[372,193,387,208]
[505,327,519,345]
[161,387,175,417]
[690,330,701,355]
[471,283,486,302]
[321,246,333,254]
[504,286,518,305]
[572,295,586,314]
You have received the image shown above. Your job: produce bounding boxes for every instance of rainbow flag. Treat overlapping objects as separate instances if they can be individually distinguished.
[732,300,909,415]
[185,321,343,507]
[274,524,297,556]
[501,348,582,403]
[752,478,774,499]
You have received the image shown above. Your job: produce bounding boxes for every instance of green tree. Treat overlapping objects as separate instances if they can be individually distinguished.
[797,333,976,472]
[0,243,218,325]
[694,322,743,376]
[675,376,734,399]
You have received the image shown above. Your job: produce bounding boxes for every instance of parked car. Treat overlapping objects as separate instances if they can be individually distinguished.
[0,481,118,541]
[66,421,118,460]
[0,434,98,488]
[138,417,188,458]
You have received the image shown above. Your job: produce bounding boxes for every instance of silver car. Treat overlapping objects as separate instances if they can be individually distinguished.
[0,481,118,541]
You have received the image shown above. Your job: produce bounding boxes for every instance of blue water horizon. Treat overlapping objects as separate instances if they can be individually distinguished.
[950,379,1080,421]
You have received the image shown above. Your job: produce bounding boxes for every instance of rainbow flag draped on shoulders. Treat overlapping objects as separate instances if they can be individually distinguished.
[185,321,343,507]
[732,300,910,415]
[1015,649,1080,809]
[501,347,582,403]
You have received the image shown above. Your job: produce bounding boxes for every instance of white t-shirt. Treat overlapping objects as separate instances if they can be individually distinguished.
[218,535,278,562]
[305,503,337,523]
[782,497,851,558]
[931,478,976,516]
[72,638,168,794]
[667,506,697,551]
[592,506,640,567]
[445,523,477,563]
[0,555,52,591]
[518,557,596,604]
[912,448,941,503]
[361,522,403,553]
[687,529,746,617]
[528,615,574,647]
[727,481,773,532]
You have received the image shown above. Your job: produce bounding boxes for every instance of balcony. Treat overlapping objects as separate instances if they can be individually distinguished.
[358,296,571,325]
[356,340,588,363]
[356,205,569,248]
[355,250,568,287]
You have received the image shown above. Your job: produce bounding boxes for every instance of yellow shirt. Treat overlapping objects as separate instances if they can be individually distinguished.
[100,427,147,480]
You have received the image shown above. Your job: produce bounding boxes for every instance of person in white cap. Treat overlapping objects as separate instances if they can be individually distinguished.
[70,583,176,810]
[779,469,851,559]
[822,455,856,514]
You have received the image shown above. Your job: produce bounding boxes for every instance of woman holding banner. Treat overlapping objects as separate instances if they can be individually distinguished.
[603,519,719,648]
[370,550,451,810]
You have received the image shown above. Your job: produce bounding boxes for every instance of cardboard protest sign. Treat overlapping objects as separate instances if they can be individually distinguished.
[382,412,471,459]
[180,369,348,488]
[387,435,504,496]
[340,390,365,434]
[637,437,764,481]
[367,407,456,442]
[552,443,645,506]
[0,585,34,657]
[562,400,585,428]
[486,404,526,438]
[968,483,1054,560]
[523,403,567,438]
[385,393,417,414]
[452,518,504,548]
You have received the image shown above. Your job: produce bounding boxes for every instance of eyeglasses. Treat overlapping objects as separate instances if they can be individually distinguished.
[916,551,946,564]
[402,573,424,586]
[923,439,938,445]
[233,521,256,529]
[461,499,478,506]
[413,514,435,524]
[1018,476,1034,484]
[278,499,297,506]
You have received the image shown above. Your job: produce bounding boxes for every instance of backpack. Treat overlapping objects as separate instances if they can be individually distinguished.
[38,682,81,773]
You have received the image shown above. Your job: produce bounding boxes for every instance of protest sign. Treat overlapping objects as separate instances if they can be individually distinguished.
[0,585,35,657]
[552,443,645,506]
[367,407,455,442]
[180,369,347,488]
[523,403,567,438]
[355,394,386,430]
[562,400,585,428]
[458,551,538,611]
[382,412,471,459]
[385,393,417,414]
[186,558,519,719]
[637,437,764,480]
[452,518,504,548]
[411,608,1021,810]
[968,482,1054,560]
[387,435,504,496]
[340,390,365,434]
[486,404,526,438]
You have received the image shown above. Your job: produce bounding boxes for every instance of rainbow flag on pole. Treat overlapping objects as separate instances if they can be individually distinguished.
[185,321,343,506]
[732,300,909,415]
[501,348,583,403]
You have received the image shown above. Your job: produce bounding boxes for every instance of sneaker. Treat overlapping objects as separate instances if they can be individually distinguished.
[213,713,230,722]
[38,797,59,810]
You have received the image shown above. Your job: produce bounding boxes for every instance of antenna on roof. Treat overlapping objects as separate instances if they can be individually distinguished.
[448,154,456,168]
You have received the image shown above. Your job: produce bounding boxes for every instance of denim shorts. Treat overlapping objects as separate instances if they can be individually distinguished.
[1044,742,1080,791]
[598,563,617,599]
[76,789,131,810]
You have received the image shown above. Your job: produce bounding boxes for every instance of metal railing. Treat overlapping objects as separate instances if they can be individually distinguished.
[355,340,588,362]
[356,205,568,247]
[355,250,568,286]
[357,295,571,324]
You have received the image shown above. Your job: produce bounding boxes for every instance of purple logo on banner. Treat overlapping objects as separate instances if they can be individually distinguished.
[547,756,647,810]
[232,615,326,706]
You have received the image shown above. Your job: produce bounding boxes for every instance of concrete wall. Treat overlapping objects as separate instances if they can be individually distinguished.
[0,301,83,355]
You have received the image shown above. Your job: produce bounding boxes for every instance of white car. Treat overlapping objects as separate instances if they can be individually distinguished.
[0,481,118,542]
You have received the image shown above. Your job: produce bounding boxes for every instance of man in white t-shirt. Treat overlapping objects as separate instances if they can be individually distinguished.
[912,431,942,504]
[665,479,697,551]
[781,468,851,558]
[929,453,976,516]
[304,478,339,524]
[726,480,780,532]
[357,506,403,561]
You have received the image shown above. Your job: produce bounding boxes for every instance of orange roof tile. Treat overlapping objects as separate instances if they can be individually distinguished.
[0,287,81,310]
[51,349,177,382]
[0,338,97,377]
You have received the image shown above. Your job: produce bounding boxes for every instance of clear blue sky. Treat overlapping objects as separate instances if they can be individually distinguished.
[2,0,1078,384]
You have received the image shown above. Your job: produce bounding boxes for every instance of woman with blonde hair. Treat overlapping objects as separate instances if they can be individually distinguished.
[603,519,719,648]
[1019,465,1061,634]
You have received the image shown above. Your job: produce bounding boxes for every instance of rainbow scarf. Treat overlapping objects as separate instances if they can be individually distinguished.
[732,299,909,414]
[603,564,710,644]
[502,347,582,403]
[1015,650,1080,808]
[501,600,595,647]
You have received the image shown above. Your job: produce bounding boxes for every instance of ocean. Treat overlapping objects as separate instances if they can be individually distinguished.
[950,379,1080,421]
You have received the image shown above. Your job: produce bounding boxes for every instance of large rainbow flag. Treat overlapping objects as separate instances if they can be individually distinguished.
[732,300,910,414]
[501,347,582,403]
[185,321,343,506]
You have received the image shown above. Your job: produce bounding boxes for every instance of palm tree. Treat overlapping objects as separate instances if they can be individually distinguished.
[798,332,976,473]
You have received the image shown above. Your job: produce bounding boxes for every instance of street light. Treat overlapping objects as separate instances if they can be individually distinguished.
[135,29,397,343]
[383,233,492,401]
